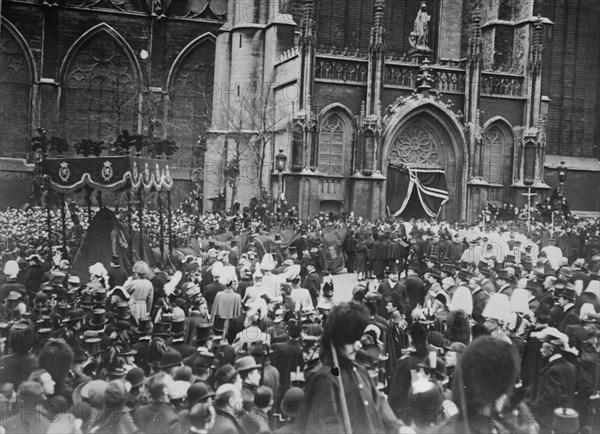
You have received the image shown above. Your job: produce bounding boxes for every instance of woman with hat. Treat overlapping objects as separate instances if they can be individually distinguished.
[529,327,577,432]
[86,262,109,295]
[88,379,137,434]
[1,260,27,305]
[211,276,242,328]
[124,261,154,324]
[299,302,405,433]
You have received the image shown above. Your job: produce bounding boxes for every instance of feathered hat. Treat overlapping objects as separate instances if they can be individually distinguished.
[482,293,512,324]
[448,286,473,315]
[164,271,182,297]
[260,253,276,271]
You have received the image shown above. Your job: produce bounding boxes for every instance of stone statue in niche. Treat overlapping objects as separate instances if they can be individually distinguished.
[153,0,163,16]
[409,2,431,50]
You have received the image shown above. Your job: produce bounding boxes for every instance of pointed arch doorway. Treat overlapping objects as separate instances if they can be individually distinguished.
[382,105,467,222]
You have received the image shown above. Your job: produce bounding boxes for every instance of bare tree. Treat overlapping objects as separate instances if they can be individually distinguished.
[211,79,286,209]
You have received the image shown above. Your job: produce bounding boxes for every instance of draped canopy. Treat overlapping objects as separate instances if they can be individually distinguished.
[386,164,449,218]
[41,156,174,193]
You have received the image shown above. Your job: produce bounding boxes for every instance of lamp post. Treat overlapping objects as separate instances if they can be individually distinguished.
[275,150,287,213]
[557,160,568,197]
[522,178,536,233]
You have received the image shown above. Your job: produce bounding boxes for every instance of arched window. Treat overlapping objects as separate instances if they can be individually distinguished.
[0,24,32,157]
[62,30,139,144]
[169,39,215,167]
[318,113,349,176]
[291,124,303,170]
[481,123,514,185]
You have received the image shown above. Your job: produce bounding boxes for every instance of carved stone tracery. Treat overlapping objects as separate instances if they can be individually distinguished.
[63,32,138,143]
[388,121,441,167]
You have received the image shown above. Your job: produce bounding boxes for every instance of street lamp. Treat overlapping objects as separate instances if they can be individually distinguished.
[275,149,287,212]
[522,177,536,233]
[557,161,568,196]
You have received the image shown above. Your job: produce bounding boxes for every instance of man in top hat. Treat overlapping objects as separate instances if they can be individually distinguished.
[467,276,489,323]
[247,341,279,402]
[303,263,321,308]
[270,233,286,265]
[266,308,287,344]
[69,347,92,390]
[183,348,215,383]
[184,297,210,346]
[377,263,409,320]
[203,266,225,313]
[24,254,44,299]
[108,255,128,288]
[132,316,153,375]
[237,264,253,297]
[479,267,496,294]
[170,319,195,359]
[529,327,577,432]
[536,251,557,277]
[58,308,85,348]
[272,318,304,407]
[571,258,590,291]
[495,269,515,297]
[445,232,465,262]
[290,230,309,262]
[193,322,215,351]
[556,284,579,333]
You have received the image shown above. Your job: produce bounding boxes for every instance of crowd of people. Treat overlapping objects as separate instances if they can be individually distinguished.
[1,206,600,433]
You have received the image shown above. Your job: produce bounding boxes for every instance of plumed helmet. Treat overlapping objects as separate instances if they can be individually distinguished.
[211,262,223,278]
[164,271,182,297]
[260,254,276,271]
[3,260,19,278]
[482,293,512,324]
[285,264,301,282]
[448,286,473,315]
[88,262,108,279]
[510,288,532,314]
[536,327,578,355]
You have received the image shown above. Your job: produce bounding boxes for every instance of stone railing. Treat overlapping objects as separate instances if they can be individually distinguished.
[314,55,369,84]
[314,53,526,99]
[480,72,525,98]
[315,54,467,94]
[384,62,466,94]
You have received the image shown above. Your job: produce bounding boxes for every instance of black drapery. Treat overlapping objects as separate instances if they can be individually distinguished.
[386,165,449,218]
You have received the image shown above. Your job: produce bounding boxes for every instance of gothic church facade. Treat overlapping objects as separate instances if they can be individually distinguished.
[1,0,599,218]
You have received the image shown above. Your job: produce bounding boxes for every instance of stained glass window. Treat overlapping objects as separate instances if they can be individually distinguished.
[62,31,139,144]
[318,113,346,176]
[0,27,31,157]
